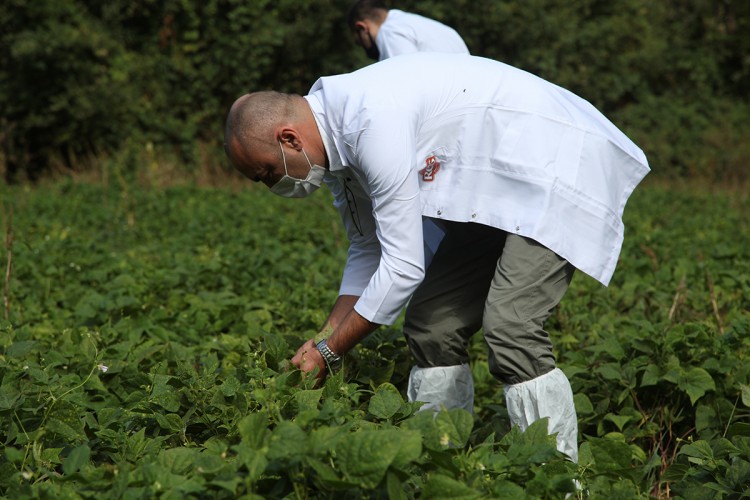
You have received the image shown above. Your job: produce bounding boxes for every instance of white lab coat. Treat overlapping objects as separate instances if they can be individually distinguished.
[376,10,469,60]
[304,53,650,325]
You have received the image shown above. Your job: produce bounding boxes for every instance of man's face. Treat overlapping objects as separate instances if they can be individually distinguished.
[226,137,282,188]
[226,138,310,189]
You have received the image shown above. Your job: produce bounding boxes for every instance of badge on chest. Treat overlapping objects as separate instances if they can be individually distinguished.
[419,155,441,182]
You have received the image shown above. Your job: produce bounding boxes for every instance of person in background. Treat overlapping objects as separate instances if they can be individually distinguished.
[347,1,470,281]
[347,0,469,61]
[223,53,650,462]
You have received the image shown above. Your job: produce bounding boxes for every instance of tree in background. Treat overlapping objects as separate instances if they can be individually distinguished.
[1,0,748,183]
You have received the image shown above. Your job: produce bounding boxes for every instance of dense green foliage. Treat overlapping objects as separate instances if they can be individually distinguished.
[1,179,748,497]
[2,0,749,182]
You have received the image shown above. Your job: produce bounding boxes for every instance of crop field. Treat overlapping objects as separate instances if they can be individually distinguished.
[1,178,749,498]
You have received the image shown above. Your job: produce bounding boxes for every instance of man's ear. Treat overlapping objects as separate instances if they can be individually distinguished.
[353,21,367,33]
[278,128,302,151]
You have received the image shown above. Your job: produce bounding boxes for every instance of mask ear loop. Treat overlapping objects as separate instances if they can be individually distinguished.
[301,148,312,169]
[278,141,290,176]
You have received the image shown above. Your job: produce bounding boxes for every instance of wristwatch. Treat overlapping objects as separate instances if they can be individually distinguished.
[315,339,343,368]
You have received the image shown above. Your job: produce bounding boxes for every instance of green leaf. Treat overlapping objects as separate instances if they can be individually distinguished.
[601,336,626,361]
[154,413,183,433]
[596,363,623,381]
[588,438,632,471]
[219,376,241,397]
[337,429,422,488]
[209,477,243,494]
[505,418,559,464]
[368,383,404,419]
[262,334,288,369]
[203,437,229,455]
[725,458,750,489]
[309,425,349,454]
[661,463,690,482]
[520,417,556,445]
[491,480,526,498]
[7,340,37,357]
[63,444,90,475]
[640,364,660,387]
[741,384,750,408]
[266,421,308,462]
[159,447,199,474]
[5,446,25,463]
[0,385,20,410]
[711,438,740,459]
[391,431,423,468]
[402,408,473,451]
[294,388,323,412]
[233,443,268,482]
[695,404,716,433]
[433,409,473,449]
[574,393,594,415]
[150,374,181,412]
[238,412,269,449]
[386,470,407,500]
[678,367,715,404]
[39,447,63,465]
[306,458,358,489]
[678,440,714,463]
[604,413,632,431]
[726,423,750,439]
[45,417,87,444]
[422,474,482,499]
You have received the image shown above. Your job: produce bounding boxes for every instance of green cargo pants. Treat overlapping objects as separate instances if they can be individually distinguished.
[403,220,575,385]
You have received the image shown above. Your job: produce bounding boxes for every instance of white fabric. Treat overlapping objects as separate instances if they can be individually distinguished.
[376,10,469,60]
[375,9,462,269]
[504,368,578,462]
[305,53,650,325]
[407,364,474,413]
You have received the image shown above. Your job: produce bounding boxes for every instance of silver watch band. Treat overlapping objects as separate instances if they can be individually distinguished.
[315,339,342,366]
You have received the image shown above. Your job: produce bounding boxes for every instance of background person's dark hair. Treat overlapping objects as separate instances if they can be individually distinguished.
[347,0,388,30]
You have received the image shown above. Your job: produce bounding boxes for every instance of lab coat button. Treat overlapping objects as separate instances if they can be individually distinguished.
[471,213,476,218]
[515,225,520,232]
[437,210,442,216]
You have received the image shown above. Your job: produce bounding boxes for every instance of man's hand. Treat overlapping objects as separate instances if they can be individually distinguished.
[291,339,327,380]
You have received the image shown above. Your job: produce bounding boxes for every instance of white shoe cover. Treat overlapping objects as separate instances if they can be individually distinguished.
[407,364,474,414]
[504,368,579,462]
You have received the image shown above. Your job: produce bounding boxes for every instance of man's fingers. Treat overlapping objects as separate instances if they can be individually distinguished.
[291,339,315,367]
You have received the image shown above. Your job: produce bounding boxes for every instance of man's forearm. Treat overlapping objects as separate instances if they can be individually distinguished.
[321,295,379,356]
[321,294,360,332]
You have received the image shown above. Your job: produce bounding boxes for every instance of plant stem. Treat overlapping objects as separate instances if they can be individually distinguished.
[705,269,724,334]
[3,204,12,321]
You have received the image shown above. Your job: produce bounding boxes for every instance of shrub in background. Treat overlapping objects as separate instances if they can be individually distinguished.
[1,0,748,182]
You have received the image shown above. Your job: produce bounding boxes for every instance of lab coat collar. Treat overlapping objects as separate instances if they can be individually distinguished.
[304,91,345,173]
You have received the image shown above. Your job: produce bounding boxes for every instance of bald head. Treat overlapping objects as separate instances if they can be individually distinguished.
[224,91,298,166]
[224,91,326,185]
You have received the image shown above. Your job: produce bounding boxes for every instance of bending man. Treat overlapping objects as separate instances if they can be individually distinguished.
[224,53,650,462]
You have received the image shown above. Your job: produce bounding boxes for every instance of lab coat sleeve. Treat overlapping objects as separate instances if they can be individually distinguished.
[348,118,426,325]
[325,174,381,297]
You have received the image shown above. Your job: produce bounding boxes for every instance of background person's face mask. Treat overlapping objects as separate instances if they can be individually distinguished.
[362,29,380,60]
[270,141,325,198]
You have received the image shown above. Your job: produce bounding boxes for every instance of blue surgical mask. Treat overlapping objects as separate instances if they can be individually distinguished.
[270,141,326,198]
